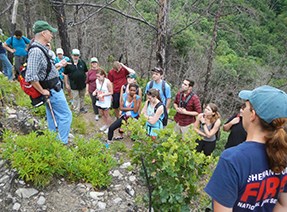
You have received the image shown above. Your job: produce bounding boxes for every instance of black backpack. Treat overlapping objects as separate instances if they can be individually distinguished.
[154,102,168,126]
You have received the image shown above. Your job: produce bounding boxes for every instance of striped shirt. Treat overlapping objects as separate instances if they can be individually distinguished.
[25,41,59,82]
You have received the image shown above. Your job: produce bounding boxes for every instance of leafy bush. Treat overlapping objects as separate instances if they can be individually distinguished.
[125,118,218,211]
[0,130,116,188]
[66,137,116,188]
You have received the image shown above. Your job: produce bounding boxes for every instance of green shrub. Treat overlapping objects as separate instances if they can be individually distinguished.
[0,130,116,188]
[71,113,88,134]
[126,118,218,211]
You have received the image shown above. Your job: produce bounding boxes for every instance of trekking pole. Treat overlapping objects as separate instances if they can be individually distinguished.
[141,155,152,212]
[46,98,62,141]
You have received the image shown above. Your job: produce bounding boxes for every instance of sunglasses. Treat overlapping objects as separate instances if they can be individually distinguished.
[147,90,157,97]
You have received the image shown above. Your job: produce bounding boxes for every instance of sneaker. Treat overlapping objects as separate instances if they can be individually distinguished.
[68,133,74,139]
[80,108,87,113]
[100,125,107,131]
[104,128,109,134]
[95,115,99,121]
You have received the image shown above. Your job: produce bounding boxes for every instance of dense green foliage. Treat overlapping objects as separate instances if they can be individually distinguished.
[124,117,219,211]
[0,130,116,188]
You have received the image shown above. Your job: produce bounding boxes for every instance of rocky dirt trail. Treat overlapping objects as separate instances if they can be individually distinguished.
[0,105,148,212]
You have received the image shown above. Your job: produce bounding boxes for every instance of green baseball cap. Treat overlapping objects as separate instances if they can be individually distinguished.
[33,20,57,34]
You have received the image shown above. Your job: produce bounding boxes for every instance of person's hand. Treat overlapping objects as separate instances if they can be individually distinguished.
[200,115,206,124]
[60,59,68,67]
[230,117,240,125]
[11,49,16,53]
[181,108,187,114]
[42,89,50,96]
[176,107,183,113]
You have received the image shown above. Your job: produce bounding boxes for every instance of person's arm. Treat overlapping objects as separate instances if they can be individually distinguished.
[148,105,164,125]
[141,101,149,116]
[165,98,171,109]
[202,119,221,138]
[30,81,50,96]
[194,113,207,137]
[138,87,143,99]
[64,74,71,92]
[223,116,240,132]
[105,79,113,96]
[133,96,141,113]
[3,41,15,53]
[120,63,135,74]
[274,192,287,212]
[119,85,124,103]
[213,200,233,212]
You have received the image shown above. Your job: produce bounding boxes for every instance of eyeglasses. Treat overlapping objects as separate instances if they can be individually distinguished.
[73,55,79,56]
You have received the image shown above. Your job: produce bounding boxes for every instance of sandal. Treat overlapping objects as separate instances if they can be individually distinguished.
[114,136,124,140]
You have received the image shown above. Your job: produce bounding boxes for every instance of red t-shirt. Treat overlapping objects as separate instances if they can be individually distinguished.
[107,67,129,93]
[86,69,99,93]
[174,91,202,126]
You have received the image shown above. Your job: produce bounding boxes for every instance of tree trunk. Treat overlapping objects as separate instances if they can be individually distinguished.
[23,0,32,38]
[156,0,168,70]
[50,0,71,58]
[202,0,223,106]
[74,5,82,51]
[11,0,18,33]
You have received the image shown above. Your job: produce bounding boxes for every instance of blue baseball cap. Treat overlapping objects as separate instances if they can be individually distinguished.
[239,85,287,123]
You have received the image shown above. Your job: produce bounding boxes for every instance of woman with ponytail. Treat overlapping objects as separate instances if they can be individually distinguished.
[205,85,287,211]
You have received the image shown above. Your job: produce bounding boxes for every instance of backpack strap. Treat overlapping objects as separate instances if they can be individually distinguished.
[148,80,167,103]
[122,83,128,94]
[179,92,194,108]
[28,45,52,81]
[154,102,164,122]
[161,80,167,100]
[149,81,154,90]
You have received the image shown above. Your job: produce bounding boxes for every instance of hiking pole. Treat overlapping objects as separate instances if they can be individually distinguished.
[141,155,152,212]
[46,98,62,141]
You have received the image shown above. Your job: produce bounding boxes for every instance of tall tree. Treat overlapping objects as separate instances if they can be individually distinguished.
[50,0,71,57]
[23,0,32,38]
[156,0,168,70]
[11,0,19,34]
[202,0,223,106]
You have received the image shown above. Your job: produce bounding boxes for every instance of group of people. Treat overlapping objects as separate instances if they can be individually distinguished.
[1,20,287,211]
[0,29,30,81]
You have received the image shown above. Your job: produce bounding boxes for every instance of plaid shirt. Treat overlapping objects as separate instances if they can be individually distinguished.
[174,91,202,126]
[26,41,58,82]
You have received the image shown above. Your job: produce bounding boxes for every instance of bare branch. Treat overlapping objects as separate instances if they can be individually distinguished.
[49,1,157,30]
[0,2,13,16]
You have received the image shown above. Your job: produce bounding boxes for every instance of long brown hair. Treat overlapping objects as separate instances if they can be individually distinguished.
[259,117,287,173]
[207,103,221,124]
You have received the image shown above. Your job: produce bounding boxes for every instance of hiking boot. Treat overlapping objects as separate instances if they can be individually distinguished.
[80,108,87,113]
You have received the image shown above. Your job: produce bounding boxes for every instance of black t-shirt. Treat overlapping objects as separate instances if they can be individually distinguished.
[224,114,247,149]
[64,59,88,90]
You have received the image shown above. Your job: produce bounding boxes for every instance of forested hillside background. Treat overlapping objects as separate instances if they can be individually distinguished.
[1,0,287,118]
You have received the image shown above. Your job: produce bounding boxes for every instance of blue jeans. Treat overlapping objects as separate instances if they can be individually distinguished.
[0,53,13,80]
[46,89,72,144]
